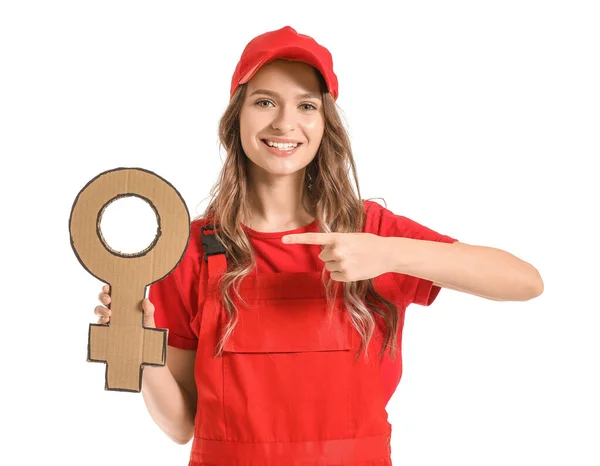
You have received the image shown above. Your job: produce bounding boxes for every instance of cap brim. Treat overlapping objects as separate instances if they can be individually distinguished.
[238,46,330,90]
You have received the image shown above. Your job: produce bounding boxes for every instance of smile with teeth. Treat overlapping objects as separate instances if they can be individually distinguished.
[263,139,300,150]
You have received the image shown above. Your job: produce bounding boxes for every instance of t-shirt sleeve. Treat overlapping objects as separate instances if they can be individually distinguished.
[374,203,459,308]
[148,222,201,350]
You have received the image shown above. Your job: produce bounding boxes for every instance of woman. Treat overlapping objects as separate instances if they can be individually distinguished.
[95,26,543,465]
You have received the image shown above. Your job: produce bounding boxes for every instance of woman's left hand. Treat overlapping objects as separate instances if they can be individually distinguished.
[281,232,391,282]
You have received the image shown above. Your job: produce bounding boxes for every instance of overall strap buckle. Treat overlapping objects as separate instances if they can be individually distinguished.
[200,224,228,263]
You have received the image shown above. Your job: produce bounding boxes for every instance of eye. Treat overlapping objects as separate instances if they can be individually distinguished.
[301,103,318,111]
[255,99,274,108]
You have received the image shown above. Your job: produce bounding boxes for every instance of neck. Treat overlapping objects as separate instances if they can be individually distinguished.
[244,170,315,232]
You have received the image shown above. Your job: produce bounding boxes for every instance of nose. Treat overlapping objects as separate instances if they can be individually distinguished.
[270,104,296,133]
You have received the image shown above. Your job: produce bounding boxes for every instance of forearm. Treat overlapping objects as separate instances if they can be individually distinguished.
[385,237,543,301]
[141,364,195,445]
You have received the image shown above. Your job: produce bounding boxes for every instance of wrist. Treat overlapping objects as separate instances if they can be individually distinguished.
[382,236,410,274]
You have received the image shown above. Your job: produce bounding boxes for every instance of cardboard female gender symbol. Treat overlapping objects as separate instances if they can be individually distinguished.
[69,167,190,392]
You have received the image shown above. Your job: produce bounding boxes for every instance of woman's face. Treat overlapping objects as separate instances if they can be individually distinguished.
[239,59,325,180]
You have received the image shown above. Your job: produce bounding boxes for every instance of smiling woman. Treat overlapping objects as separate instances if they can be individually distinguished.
[139,25,542,466]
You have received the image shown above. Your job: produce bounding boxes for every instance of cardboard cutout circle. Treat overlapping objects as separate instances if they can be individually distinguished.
[69,167,190,286]
[69,167,191,392]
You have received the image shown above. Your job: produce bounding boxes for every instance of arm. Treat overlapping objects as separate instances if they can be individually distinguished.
[141,346,197,445]
[143,225,202,444]
[385,238,544,302]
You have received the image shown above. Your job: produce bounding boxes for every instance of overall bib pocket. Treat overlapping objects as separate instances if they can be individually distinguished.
[221,296,356,443]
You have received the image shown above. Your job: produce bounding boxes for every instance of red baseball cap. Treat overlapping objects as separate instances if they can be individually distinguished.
[230,26,339,101]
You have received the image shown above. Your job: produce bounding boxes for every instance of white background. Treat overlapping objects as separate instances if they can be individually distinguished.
[1,1,598,465]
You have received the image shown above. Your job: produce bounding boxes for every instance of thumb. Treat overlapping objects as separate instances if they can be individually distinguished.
[141,298,156,328]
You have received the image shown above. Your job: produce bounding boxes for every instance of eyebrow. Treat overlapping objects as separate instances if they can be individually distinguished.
[248,89,322,100]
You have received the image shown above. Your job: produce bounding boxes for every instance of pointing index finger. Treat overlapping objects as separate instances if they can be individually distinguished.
[282,233,336,245]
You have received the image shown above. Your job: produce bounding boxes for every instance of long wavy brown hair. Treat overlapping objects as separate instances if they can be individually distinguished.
[196,74,400,363]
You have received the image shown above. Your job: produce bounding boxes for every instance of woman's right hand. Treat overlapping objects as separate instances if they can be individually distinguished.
[94,284,157,328]
[95,284,112,324]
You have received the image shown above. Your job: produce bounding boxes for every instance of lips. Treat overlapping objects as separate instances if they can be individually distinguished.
[261,139,303,147]
[260,139,302,156]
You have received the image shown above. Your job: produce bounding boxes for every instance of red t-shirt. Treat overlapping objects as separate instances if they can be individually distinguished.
[149,199,458,404]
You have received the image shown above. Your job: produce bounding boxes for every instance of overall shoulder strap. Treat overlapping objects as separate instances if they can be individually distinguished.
[200,224,228,279]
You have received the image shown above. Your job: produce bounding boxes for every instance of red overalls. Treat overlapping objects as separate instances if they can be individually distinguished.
[188,225,393,466]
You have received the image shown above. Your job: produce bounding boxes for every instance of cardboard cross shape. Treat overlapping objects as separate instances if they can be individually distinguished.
[69,167,190,392]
